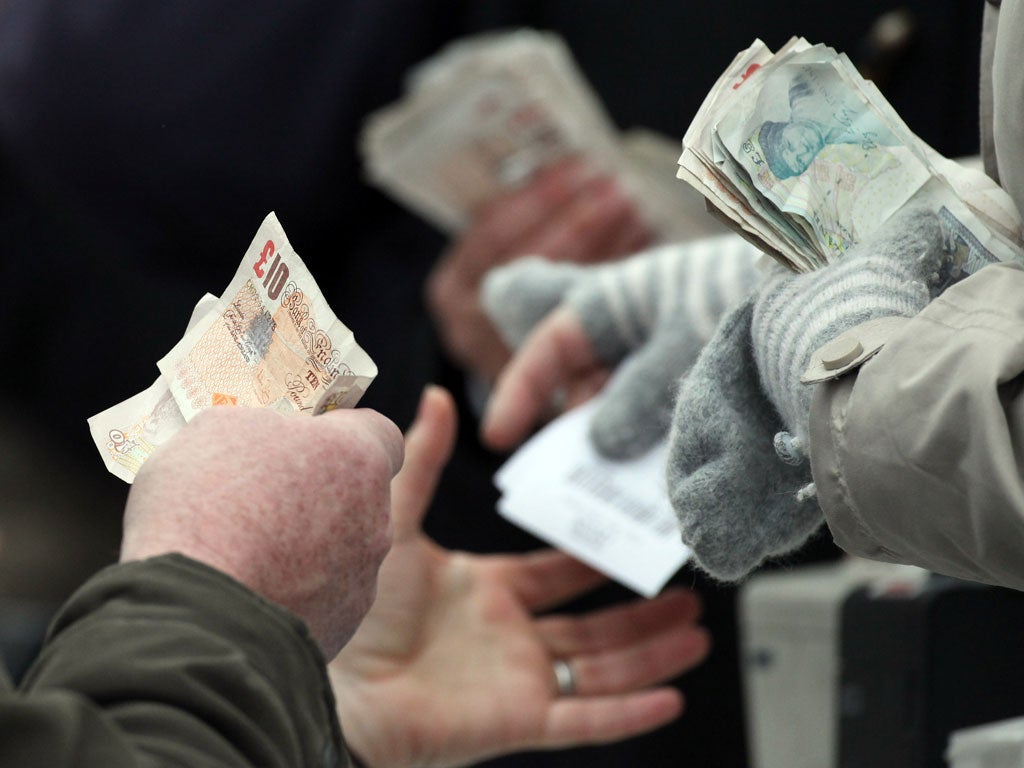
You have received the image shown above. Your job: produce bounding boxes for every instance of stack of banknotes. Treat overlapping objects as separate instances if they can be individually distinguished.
[677,37,1024,276]
[88,213,377,483]
[360,29,706,243]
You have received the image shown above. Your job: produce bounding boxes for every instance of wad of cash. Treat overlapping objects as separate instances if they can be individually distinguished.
[677,37,1024,277]
[361,29,709,243]
[88,213,377,483]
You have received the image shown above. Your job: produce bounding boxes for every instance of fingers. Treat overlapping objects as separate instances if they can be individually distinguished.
[539,588,702,654]
[454,158,650,273]
[323,407,406,477]
[428,159,596,317]
[430,155,649,386]
[542,689,684,749]
[124,405,403,658]
[456,158,594,271]
[489,548,607,613]
[480,256,587,350]
[482,306,604,450]
[537,589,710,694]
[540,585,708,659]
[524,177,653,265]
[600,208,656,262]
[391,385,458,538]
[668,298,821,580]
[588,329,704,459]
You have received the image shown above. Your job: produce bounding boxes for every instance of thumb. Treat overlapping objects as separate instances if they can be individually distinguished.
[392,385,458,539]
[668,298,819,580]
[589,323,705,460]
[482,306,604,451]
[481,256,589,349]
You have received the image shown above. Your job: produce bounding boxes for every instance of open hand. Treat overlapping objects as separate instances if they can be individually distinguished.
[329,386,709,768]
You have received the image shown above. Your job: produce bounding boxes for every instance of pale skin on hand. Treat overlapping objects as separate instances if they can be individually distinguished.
[120,405,404,660]
[481,305,609,451]
[425,157,653,383]
[331,386,709,768]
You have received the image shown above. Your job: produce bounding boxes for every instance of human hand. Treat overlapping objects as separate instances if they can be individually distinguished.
[668,206,948,581]
[480,235,761,457]
[425,157,653,383]
[330,386,710,768]
[120,405,404,659]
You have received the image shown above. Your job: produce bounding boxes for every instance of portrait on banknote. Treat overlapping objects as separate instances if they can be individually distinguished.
[677,37,1023,272]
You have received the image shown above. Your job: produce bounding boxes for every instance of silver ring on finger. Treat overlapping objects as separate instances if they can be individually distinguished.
[552,659,577,696]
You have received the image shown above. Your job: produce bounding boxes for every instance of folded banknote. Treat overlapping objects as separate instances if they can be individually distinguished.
[361,29,703,243]
[88,213,376,482]
[677,37,1024,277]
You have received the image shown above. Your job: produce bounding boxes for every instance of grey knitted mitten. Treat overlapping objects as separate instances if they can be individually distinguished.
[482,235,762,458]
[668,206,947,581]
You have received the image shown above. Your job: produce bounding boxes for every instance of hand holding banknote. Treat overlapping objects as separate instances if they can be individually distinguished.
[669,205,946,580]
[426,157,652,383]
[677,37,1023,274]
[361,29,690,244]
[121,401,403,659]
[89,213,378,482]
[366,30,680,384]
[666,38,1024,580]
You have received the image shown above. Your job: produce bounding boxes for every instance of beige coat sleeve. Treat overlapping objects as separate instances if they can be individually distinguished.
[810,262,1024,590]
[991,0,1024,212]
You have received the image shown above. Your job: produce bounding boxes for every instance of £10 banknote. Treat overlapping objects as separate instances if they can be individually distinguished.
[88,212,377,482]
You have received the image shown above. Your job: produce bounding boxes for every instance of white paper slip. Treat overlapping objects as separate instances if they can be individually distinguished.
[494,399,690,597]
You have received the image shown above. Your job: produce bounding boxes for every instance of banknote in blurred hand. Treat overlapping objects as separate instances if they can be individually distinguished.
[678,37,1024,276]
[360,29,699,243]
[88,212,377,482]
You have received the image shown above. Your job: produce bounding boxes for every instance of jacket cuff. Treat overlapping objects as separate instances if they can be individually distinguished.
[810,375,901,562]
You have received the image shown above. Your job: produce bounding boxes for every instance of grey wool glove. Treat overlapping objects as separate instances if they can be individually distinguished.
[482,235,762,458]
[668,205,948,581]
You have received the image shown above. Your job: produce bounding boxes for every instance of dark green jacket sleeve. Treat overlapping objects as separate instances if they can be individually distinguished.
[0,554,351,767]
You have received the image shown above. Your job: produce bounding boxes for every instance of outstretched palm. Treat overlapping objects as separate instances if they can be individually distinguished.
[329,387,710,768]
